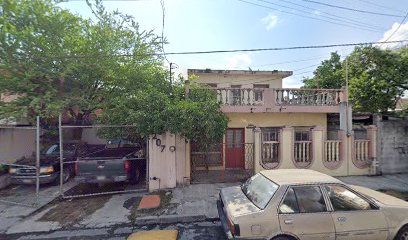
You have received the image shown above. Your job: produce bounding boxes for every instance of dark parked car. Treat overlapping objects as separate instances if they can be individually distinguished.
[8,141,90,185]
[75,140,145,185]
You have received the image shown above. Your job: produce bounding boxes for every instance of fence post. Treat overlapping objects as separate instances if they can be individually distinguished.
[35,116,40,206]
[59,114,64,197]
[367,125,378,174]
[253,127,262,173]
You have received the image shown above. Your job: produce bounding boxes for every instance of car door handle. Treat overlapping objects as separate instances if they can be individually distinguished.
[284,219,294,224]
[337,217,347,222]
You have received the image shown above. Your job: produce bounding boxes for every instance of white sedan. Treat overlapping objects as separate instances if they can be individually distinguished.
[217,169,408,240]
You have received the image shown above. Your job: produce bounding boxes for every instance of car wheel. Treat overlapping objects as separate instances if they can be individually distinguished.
[272,236,295,240]
[396,225,408,240]
[62,168,71,183]
[130,167,141,185]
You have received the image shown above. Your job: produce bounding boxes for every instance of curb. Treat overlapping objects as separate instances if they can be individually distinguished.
[134,214,219,225]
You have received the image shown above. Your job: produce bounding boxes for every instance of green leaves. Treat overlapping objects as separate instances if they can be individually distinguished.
[302,46,408,113]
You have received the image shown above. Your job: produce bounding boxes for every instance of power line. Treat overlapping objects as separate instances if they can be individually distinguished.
[160,0,169,64]
[382,10,408,44]
[253,55,327,67]
[355,0,406,14]
[238,0,382,33]
[297,0,405,18]
[27,39,408,59]
[275,0,386,31]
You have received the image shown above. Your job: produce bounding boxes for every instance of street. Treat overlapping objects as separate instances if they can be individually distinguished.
[1,221,226,240]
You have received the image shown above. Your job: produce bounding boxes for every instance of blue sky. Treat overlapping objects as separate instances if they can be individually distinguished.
[59,0,408,87]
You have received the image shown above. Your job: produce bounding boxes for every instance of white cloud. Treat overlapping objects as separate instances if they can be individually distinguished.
[379,22,408,49]
[282,76,303,88]
[261,13,278,31]
[225,53,252,69]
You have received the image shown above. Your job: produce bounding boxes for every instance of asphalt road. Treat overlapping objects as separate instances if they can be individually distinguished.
[2,221,227,240]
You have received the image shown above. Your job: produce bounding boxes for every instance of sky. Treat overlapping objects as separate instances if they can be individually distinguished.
[59,0,408,88]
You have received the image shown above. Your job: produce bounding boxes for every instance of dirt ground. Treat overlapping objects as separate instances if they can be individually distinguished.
[38,195,112,227]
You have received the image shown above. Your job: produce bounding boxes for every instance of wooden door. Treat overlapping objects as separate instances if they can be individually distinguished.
[225,128,245,169]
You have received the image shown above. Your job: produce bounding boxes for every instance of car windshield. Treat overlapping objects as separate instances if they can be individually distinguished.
[42,144,76,155]
[241,173,279,209]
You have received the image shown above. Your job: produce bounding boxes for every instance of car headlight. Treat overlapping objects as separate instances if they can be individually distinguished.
[9,168,17,174]
[40,167,54,174]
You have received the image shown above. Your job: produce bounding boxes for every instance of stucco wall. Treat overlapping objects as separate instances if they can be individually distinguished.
[375,116,408,174]
[0,128,36,164]
[227,112,328,129]
[189,69,292,89]
[149,133,188,191]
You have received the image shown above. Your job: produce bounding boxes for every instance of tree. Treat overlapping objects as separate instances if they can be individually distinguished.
[0,0,228,145]
[302,52,344,89]
[302,46,408,113]
[347,46,408,113]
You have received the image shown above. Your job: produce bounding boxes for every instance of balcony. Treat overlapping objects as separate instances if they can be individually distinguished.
[216,88,346,113]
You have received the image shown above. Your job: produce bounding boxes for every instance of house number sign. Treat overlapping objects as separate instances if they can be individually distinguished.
[152,134,176,153]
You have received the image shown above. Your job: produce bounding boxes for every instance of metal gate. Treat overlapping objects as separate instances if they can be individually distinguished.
[58,116,148,199]
[190,143,254,183]
[0,117,41,207]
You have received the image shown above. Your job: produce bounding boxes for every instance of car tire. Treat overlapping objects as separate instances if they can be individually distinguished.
[272,236,295,240]
[395,225,408,240]
[129,167,141,185]
[62,168,71,183]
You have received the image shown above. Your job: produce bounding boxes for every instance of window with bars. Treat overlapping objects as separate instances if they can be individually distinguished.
[261,128,280,166]
[230,85,241,105]
[253,84,268,102]
[294,127,312,166]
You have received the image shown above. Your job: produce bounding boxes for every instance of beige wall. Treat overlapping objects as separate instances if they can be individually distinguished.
[148,133,188,191]
[189,69,292,89]
[227,112,327,130]
[81,128,107,145]
[0,128,36,164]
[253,126,373,177]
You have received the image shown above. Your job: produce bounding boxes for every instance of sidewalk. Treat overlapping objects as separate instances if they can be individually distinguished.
[1,174,407,236]
[0,181,77,234]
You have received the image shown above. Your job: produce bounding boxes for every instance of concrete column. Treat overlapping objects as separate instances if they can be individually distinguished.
[310,126,325,172]
[339,102,352,134]
[367,125,378,174]
[148,132,177,191]
[280,126,295,169]
[254,127,262,173]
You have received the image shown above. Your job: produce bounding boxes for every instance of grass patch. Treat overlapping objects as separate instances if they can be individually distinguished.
[38,195,111,227]
[127,190,176,224]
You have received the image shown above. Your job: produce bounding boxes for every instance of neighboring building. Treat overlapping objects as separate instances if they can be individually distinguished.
[186,68,378,183]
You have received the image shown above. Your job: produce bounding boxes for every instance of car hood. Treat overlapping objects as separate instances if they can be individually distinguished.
[15,155,60,166]
[350,185,408,207]
[220,186,260,218]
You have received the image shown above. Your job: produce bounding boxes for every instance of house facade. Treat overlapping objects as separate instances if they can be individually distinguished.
[185,68,377,183]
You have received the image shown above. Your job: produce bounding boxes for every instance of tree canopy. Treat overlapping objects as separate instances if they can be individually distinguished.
[0,0,228,144]
[302,46,408,113]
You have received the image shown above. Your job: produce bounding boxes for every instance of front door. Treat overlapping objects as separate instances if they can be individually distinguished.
[225,128,245,169]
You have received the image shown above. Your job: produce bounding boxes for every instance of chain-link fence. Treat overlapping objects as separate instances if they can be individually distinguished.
[58,117,148,199]
[0,117,41,207]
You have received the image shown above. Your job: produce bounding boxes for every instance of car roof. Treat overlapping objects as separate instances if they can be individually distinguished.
[260,169,342,186]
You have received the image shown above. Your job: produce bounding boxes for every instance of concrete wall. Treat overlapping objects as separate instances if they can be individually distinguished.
[253,126,374,177]
[148,133,188,191]
[375,115,408,174]
[189,69,292,89]
[0,128,36,164]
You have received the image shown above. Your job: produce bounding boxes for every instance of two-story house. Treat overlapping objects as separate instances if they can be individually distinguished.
[187,68,377,183]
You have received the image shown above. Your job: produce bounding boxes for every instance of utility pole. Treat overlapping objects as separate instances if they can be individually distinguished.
[169,63,178,91]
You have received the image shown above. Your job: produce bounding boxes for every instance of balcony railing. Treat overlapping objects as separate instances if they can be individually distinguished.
[216,88,345,110]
